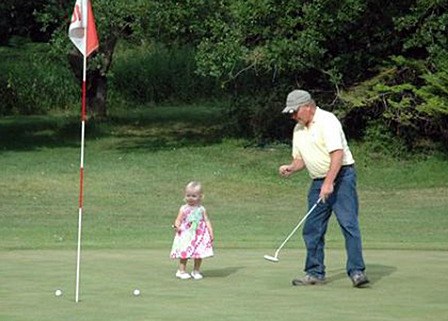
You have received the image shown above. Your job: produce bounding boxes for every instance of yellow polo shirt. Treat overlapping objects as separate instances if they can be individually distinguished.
[292,107,355,179]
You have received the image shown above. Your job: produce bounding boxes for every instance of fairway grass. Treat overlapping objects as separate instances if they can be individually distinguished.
[1,249,447,321]
[1,106,448,321]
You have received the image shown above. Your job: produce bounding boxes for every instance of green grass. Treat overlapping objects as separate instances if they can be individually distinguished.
[1,249,447,321]
[1,105,448,320]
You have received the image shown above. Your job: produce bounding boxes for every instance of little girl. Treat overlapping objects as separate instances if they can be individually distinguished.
[170,181,214,280]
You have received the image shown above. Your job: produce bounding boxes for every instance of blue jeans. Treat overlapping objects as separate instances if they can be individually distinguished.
[302,165,366,278]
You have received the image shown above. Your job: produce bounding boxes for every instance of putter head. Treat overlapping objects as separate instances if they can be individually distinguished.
[264,254,279,262]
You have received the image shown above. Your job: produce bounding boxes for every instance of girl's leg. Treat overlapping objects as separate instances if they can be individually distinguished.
[191,259,203,279]
[176,258,191,279]
[179,258,188,272]
[193,258,202,272]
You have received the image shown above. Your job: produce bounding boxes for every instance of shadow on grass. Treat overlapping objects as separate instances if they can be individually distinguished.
[0,115,81,151]
[326,263,397,285]
[0,106,225,152]
[204,266,245,278]
[366,263,397,284]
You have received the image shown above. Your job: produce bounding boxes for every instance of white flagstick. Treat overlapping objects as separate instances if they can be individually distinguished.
[75,119,85,303]
[75,1,89,302]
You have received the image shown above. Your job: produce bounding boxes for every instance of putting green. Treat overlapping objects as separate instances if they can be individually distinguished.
[1,249,447,321]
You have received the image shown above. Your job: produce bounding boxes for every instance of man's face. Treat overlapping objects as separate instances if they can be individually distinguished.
[290,103,312,126]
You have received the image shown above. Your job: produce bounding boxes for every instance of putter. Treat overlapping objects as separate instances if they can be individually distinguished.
[264,197,322,262]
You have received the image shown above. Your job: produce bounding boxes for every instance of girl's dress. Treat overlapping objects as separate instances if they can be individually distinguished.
[170,204,214,259]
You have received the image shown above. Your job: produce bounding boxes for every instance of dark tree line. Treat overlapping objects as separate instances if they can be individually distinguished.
[1,0,447,149]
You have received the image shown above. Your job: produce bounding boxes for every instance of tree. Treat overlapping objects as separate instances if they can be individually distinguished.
[194,0,413,89]
[0,0,51,45]
[143,0,224,47]
[340,0,448,150]
[36,0,150,118]
[188,0,418,140]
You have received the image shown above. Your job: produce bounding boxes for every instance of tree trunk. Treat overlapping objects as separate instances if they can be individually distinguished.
[68,35,117,119]
[87,69,108,119]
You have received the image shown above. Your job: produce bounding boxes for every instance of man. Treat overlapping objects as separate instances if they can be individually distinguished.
[279,89,369,288]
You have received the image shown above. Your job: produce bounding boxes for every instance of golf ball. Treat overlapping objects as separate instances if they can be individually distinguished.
[133,289,140,296]
[55,289,63,297]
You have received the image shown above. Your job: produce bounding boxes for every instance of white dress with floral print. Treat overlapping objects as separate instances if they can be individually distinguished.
[170,205,214,259]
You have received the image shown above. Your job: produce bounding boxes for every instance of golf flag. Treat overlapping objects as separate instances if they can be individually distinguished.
[69,0,99,57]
[69,0,99,303]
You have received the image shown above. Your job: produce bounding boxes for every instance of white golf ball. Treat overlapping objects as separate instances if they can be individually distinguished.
[133,289,140,296]
[55,289,63,297]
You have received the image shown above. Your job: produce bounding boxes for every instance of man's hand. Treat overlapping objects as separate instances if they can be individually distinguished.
[279,165,294,177]
[319,181,334,202]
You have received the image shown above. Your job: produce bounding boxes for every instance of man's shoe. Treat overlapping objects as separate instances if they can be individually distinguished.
[292,274,325,286]
[351,272,370,288]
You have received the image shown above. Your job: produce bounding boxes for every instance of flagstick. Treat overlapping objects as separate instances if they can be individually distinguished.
[75,17,88,304]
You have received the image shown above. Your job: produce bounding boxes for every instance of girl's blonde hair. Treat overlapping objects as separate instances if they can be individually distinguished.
[185,181,203,194]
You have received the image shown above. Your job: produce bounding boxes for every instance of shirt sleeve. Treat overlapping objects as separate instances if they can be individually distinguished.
[321,113,344,153]
[291,125,303,159]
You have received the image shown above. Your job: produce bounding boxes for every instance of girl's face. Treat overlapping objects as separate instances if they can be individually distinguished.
[185,188,202,206]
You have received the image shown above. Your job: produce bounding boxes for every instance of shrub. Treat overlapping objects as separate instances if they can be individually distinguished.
[340,55,448,151]
[223,83,294,144]
[110,43,221,104]
[0,43,78,115]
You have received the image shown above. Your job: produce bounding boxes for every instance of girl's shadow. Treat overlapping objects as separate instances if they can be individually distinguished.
[204,267,244,278]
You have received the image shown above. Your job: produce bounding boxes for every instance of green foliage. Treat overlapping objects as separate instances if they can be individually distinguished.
[144,0,222,46]
[416,53,448,116]
[196,0,331,79]
[0,0,50,45]
[3,0,448,154]
[34,0,154,116]
[340,54,448,151]
[360,120,408,157]
[110,43,221,104]
[224,89,292,142]
[189,0,426,146]
[395,0,448,56]
[194,0,409,85]
[0,44,78,116]
[36,0,152,70]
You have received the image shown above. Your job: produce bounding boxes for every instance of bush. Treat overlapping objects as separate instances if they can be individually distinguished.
[361,120,408,157]
[110,43,221,104]
[340,55,448,152]
[0,43,78,115]
[223,84,294,144]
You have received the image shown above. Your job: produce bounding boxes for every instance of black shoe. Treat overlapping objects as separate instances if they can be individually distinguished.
[292,274,325,286]
[351,272,370,288]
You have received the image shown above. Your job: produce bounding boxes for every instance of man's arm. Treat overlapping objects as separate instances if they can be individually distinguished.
[279,157,306,177]
[320,149,343,201]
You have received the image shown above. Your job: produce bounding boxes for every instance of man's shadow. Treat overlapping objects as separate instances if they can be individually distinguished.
[326,264,397,285]
[204,267,244,278]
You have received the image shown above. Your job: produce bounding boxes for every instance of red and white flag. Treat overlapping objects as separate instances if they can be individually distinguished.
[69,0,99,57]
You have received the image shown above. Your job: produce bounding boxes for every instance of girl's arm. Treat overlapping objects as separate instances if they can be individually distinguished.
[173,208,183,230]
[203,209,214,241]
